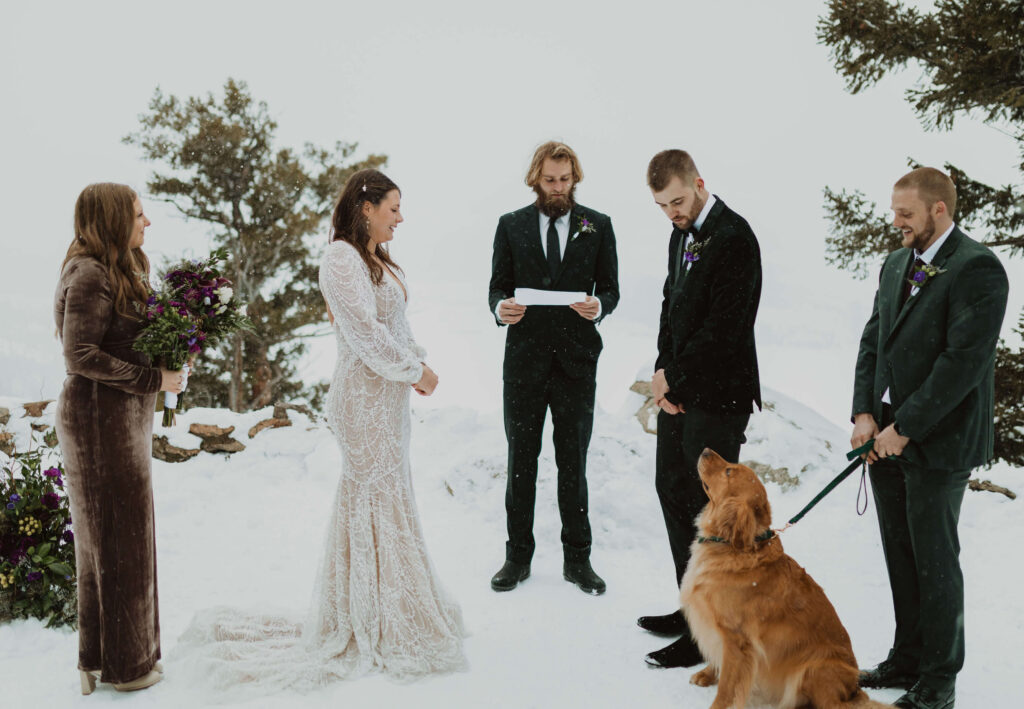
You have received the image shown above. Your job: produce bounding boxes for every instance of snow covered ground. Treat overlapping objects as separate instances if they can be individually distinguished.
[0,387,1019,708]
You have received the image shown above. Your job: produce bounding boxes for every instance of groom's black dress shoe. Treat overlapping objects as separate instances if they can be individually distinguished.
[562,561,606,595]
[490,560,530,592]
[893,681,955,709]
[636,610,687,636]
[858,657,918,689]
[644,635,703,668]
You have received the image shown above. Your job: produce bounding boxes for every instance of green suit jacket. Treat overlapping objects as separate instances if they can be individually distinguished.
[852,227,1008,471]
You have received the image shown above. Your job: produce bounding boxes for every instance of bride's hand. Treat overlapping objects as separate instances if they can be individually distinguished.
[413,364,438,396]
[160,368,187,394]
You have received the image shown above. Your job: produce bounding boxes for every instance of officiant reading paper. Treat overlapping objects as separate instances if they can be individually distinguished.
[487,141,619,595]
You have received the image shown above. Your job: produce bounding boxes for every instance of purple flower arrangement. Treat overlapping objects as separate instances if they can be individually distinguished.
[906,263,946,292]
[134,247,253,426]
[684,238,708,264]
[0,425,77,627]
[572,215,597,240]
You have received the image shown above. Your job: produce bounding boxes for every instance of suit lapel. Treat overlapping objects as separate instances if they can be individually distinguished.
[668,197,725,306]
[885,249,914,331]
[885,229,963,346]
[520,205,548,276]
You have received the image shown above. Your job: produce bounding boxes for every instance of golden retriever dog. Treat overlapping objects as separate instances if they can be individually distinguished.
[679,448,891,709]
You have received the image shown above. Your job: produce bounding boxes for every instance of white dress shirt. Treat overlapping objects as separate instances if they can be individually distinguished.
[881,222,956,405]
[496,208,602,322]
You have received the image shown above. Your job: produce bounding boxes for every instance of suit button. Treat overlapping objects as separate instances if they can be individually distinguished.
[542,277,551,286]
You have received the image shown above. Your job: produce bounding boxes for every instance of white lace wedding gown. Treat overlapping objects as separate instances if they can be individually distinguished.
[175,240,466,692]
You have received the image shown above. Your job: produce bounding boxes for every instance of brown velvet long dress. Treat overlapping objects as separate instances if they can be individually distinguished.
[54,255,163,683]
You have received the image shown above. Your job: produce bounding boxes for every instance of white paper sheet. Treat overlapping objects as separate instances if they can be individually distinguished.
[513,287,588,306]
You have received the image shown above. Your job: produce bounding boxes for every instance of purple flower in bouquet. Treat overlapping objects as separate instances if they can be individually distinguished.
[63,529,74,543]
[136,247,253,426]
[26,571,43,582]
[44,467,60,478]
[5,502,13,510]
[8,493,19,502]
[42,492,60,509]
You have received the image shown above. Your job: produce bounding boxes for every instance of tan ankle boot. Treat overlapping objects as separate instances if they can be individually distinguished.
[112,670,162,692]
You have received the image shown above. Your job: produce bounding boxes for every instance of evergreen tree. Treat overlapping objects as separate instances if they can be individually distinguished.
[817,0,1024,467]
[125,79,386,411]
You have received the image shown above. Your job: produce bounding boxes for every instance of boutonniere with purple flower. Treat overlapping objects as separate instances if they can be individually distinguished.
[907,263,946,293]
[571,215,597,241]
[684,238,708,263]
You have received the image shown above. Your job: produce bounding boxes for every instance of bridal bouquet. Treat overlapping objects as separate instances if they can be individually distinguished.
[134,248,253,426]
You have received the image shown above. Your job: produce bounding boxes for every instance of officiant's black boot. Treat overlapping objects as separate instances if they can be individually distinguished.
[637,610,688,636]
[562,560,606,595]
[645,634,703,669]
[490,560,530,592]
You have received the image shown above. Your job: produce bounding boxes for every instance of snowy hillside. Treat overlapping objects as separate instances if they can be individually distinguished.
[0,391,1019,707]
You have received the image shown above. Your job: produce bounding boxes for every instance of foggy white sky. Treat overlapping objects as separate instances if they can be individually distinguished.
[1,0,1019,427]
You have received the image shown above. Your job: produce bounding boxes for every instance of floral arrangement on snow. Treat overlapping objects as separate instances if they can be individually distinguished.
[0,426,76,628]
[134,247,254,426]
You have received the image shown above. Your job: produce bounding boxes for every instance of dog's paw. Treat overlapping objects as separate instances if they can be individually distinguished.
[690,665,718,687]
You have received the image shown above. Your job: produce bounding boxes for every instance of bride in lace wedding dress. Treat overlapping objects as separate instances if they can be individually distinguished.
[175,170,466,692]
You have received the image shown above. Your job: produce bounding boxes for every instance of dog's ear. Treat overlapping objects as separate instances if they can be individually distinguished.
[718,497,759,552]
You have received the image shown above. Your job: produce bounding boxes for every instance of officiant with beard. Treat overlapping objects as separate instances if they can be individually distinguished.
[487,141,619,595]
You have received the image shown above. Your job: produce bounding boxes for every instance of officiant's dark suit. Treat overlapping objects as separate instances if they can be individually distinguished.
[487,148,618,592]
[852,169,1008,705]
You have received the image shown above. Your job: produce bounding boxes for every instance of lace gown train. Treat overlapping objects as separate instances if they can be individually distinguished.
[175,240,466,692]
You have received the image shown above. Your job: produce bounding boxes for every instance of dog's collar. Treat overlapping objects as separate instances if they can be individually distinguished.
[697,529,776,545]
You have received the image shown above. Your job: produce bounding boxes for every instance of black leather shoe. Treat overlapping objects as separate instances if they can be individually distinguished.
[859,657,918,689]
[644,635,703,668]
[637,610,687,635]
[562,560,606,595]
[894,681,955,709]
[490,560,530,592]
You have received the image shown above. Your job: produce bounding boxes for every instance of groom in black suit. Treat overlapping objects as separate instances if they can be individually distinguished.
[638,150,762,668]
[487,141,619,595]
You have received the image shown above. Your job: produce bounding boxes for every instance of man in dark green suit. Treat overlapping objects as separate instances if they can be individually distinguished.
[851,167,1008,709]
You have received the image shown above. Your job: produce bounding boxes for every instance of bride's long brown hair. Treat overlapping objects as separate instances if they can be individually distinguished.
[61,183,151,319]
[330,169,402,286]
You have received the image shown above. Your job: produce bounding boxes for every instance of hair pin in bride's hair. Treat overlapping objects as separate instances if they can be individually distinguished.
[362,184,367,192]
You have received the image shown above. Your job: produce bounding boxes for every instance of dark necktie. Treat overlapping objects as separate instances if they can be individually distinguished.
[902,256,925,305]
[547,217,561,278]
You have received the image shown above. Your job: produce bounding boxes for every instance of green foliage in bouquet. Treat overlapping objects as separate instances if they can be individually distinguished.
[135,247,254,425]
[0,426,77,628]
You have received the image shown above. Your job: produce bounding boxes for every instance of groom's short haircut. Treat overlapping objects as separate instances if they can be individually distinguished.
[895,167,957,216]
[647,150,701,192]
[526,141,583,187]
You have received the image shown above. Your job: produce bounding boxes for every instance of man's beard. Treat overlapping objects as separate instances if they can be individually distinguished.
[534,184,576,219]
[675,194,706,232]
[907,214,936,251]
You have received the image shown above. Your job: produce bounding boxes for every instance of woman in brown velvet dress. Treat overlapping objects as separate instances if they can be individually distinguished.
[54,183,185,695]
